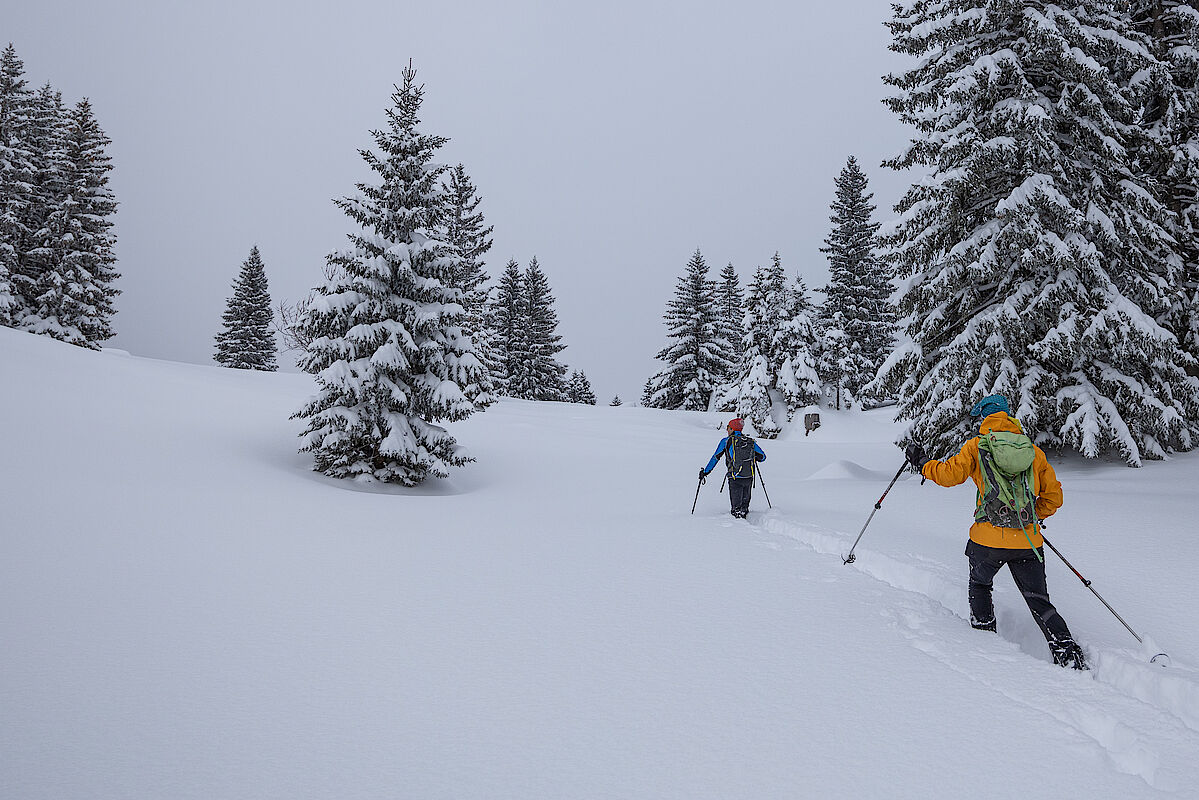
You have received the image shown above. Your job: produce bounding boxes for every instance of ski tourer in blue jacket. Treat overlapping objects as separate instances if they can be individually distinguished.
[700,418,765,517]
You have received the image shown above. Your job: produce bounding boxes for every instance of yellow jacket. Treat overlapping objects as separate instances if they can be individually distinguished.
[919,412,1063,549]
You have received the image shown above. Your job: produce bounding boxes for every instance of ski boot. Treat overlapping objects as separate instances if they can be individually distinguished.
[1050,638,1089,671]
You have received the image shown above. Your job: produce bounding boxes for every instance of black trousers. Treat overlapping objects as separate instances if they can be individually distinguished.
[729,477,753,514]
[966,540,1075,644]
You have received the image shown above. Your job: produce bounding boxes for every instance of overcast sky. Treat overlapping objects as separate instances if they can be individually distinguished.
[9,1,913,402]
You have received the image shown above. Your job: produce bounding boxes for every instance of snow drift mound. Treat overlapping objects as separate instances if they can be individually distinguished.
[803,459,888,481]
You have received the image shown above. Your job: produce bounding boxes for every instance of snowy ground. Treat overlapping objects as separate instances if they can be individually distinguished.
[3,327,1198,799]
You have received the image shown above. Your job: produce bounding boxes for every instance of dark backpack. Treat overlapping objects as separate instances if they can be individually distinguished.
[724,434,758,479]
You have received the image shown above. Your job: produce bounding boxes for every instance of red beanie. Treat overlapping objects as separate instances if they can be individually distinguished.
[727,418,744,432]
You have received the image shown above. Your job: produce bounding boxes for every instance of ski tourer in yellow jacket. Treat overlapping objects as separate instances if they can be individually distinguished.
[917,411,1062,550]
[903,394,1086,670]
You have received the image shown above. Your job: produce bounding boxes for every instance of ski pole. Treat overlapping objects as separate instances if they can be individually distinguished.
[1040,535,1168,664]
[756,464,772,509]
[843,460,909,565]
[720,474,727,494]
[691,473,705,515]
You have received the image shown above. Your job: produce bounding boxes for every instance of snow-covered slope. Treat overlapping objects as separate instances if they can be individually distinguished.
[2,327,1197,799]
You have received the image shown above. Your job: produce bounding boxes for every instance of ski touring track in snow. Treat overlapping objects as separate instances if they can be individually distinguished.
[713,506,1199,793]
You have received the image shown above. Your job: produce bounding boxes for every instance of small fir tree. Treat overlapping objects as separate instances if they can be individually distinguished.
[646,249,736,410]
[511,256,568,401]
[818,155,895,408]
[214,245,278,371]
[610,395,623,406]
[566,369,598,404]
[639,377,655,407]
[294,64,486,484]
[486,258,526,396]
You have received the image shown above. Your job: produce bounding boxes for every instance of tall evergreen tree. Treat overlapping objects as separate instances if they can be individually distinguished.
[444,163,496,404]
[818,155,896,408]
[512,256,568,401]
[1131,1,1199,366]
[0,44,34,327]
[486,258,525,396]
[294,65,486,484]
[214,245,277,371]
[646,249,736,410]
[872,2,1199,465]
[20,83,68,320]
[21,98,119,346]
[716,261,744,381]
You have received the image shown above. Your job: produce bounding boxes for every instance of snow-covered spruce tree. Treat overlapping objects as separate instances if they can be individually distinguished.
[486,258,525,396]
[19,84,68,322]
[214,245,277,371]
[716,262,782,436]
[871,1,1199,465]
[610,395,623,406]
[639,377,655,407]
[716,261,745,381]
[774,267,823,417]
[818,155,896,408]
[578,372,597,405]
[1131,1,1199,366]
[511,256,567,401]
[566,369,597,404]
[646,249,735,410]
[444,163,496,405]
[22,98,119,346]
[294,65,487,484]
[716,255,820,436]
[0,44,34,327]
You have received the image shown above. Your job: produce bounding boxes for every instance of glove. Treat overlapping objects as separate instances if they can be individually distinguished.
[905,443,929,471]
[699,468,707,484]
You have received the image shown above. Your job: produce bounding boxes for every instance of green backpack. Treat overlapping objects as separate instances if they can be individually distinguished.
[975,430,1039,531]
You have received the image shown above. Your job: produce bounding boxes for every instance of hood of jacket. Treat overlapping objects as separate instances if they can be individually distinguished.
[978,412,1024,436]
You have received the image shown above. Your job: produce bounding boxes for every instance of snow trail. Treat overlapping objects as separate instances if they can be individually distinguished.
[749,510,1199,791]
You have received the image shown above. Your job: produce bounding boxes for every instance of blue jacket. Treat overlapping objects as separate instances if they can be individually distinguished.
[704,432,766,479]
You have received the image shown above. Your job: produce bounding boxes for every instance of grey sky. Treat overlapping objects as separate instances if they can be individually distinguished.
[9,1,912,402]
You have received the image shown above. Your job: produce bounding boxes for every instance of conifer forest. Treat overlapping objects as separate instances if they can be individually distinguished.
[6,2,1199,480]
